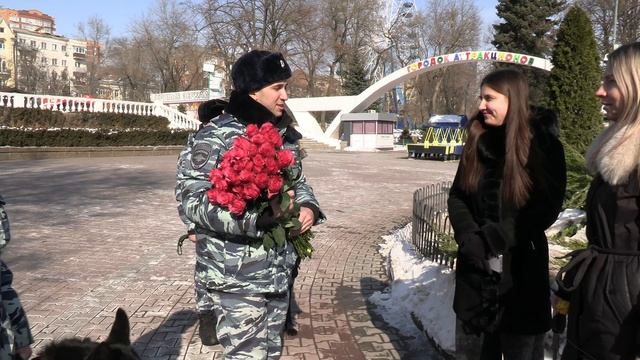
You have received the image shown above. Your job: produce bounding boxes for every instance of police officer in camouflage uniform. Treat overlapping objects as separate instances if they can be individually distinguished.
[176,50,324,359]
[0,195,34,360]
[176,98,228,346]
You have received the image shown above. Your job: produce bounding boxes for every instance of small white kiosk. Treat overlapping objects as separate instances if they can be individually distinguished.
[340,112,396,150]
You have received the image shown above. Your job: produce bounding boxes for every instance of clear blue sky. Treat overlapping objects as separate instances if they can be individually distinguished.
[1,0,499,40]
[0,0,152,38]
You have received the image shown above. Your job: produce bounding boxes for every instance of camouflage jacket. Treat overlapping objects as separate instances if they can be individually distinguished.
[0,195,10,253]
[0,196,34,353]
[176,110,324,294]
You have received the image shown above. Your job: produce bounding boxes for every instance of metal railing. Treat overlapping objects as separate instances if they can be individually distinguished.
[412,181,457,269]
[0,91,199,130]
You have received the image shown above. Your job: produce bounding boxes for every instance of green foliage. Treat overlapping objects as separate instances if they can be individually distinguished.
[0,128,190,146]
[492,0,566,104]
[549,6,603,156]
[341,53,369,96]
[562,139,592,209]
[0,107,170,130]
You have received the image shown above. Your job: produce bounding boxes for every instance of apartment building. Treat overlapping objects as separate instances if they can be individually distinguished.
[0,9,55,34]
[0,8,90,95]
[0,18,15,88]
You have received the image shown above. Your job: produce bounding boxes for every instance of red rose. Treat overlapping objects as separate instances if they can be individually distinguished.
[222,167,238,183]
[238,169,253,182]
[266,130,282,148]
[265,157,279,174]
[241,182,261,200]
[258,142,276,158]
[277,149,294,168]
[254,172,269,188]
[214,190,234,207]
[253,154,266,169]
[209,168,224,182]
[234,136,257,153]
[251,133,267,146]
[228,196,246,216]
[246,124,259,137]
[259,122,276,134]
[267,176,283,194]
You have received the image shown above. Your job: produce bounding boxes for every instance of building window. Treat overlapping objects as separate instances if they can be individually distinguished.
[61,60,67,66]
[19,38,25,44]
[75,61,81,68]
[52,44,57,50]
[41,42,46,50]
[377,122,393,134]
[30,40,36,48]
[61,45,66,52]
[41,57,47,65]
[364,121,376,134]
[0,42,4,50]
[0,27,4,33]
[352,122,363,134]
[52,58,57,66]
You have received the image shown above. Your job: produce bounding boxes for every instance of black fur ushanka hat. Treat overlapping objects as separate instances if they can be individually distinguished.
[231,50,292,94]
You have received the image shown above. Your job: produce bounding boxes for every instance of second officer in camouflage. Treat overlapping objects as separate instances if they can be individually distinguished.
[176,50,324,359]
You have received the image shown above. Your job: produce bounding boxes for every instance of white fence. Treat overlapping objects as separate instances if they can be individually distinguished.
[0,92,199,130]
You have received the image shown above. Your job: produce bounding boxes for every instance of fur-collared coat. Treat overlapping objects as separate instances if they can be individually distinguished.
[559,123,640,360]
[449,108,566,335]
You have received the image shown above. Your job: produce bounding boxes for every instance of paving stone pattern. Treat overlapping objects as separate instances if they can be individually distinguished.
[0,150,457,359]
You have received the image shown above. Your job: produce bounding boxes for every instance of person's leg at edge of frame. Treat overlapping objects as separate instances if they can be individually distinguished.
[213,291,269,360]
[455,319,484,360]
[194,262,219,346]
[265,291,290,359]
[500,333,544,360]
[285,258,301,336]
[196,285,219,345]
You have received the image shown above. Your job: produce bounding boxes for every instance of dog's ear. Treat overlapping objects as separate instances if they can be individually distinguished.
[105,308,131,346]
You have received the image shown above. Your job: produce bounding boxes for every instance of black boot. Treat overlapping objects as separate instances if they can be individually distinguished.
[285,309,298,336]
[198,310,219,346]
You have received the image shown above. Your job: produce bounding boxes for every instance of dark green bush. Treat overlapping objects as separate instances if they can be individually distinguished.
[0,107,170,130]
[0,129,190,147]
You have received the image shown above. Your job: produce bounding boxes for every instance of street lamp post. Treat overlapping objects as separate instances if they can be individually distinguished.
[612,0,619,50]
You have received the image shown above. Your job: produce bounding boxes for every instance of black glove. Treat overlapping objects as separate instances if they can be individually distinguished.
[458,233,491,273]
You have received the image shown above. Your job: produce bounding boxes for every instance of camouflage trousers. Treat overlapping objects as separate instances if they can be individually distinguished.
[209,290,289,360]
[194,264,215,312]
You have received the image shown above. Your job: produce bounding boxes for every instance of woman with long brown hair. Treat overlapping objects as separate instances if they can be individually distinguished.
[557,42,640,360]
[448,68,566,359]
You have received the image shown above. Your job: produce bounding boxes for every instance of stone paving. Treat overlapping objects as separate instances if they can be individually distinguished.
[0,150,457,359]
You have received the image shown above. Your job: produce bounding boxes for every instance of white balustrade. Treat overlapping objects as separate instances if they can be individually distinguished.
[0,91,199,130]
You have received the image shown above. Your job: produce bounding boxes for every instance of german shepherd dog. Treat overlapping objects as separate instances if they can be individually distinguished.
[33,308,140,360]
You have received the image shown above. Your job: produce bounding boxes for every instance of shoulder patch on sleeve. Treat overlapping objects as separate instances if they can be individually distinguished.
[191,142,214,169]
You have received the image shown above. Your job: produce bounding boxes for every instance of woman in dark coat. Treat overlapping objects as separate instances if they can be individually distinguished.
[557,42,640,360]
[448,68,566,360]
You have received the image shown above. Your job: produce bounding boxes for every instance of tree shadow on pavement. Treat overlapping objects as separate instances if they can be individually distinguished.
[132,309,198,360]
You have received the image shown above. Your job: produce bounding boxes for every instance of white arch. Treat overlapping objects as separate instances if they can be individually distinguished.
[286,50,553,148]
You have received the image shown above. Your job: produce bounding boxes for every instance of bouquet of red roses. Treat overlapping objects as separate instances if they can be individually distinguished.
[206,122,314,259]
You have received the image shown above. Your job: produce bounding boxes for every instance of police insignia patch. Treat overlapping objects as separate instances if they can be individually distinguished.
[191,142,213,169]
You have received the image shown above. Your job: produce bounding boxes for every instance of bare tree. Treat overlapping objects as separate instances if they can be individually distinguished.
[108,37,155,101]
[405,0,482,124]
[77,15,111,96]
[132,0,206,93]
[15,46,46,93]
[578,0,640,55]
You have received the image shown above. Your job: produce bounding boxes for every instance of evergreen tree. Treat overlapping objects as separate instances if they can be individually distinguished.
[341,53,369,96]
[549,5,602,208]
[549,5,602,155]
[492,0,566,103]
